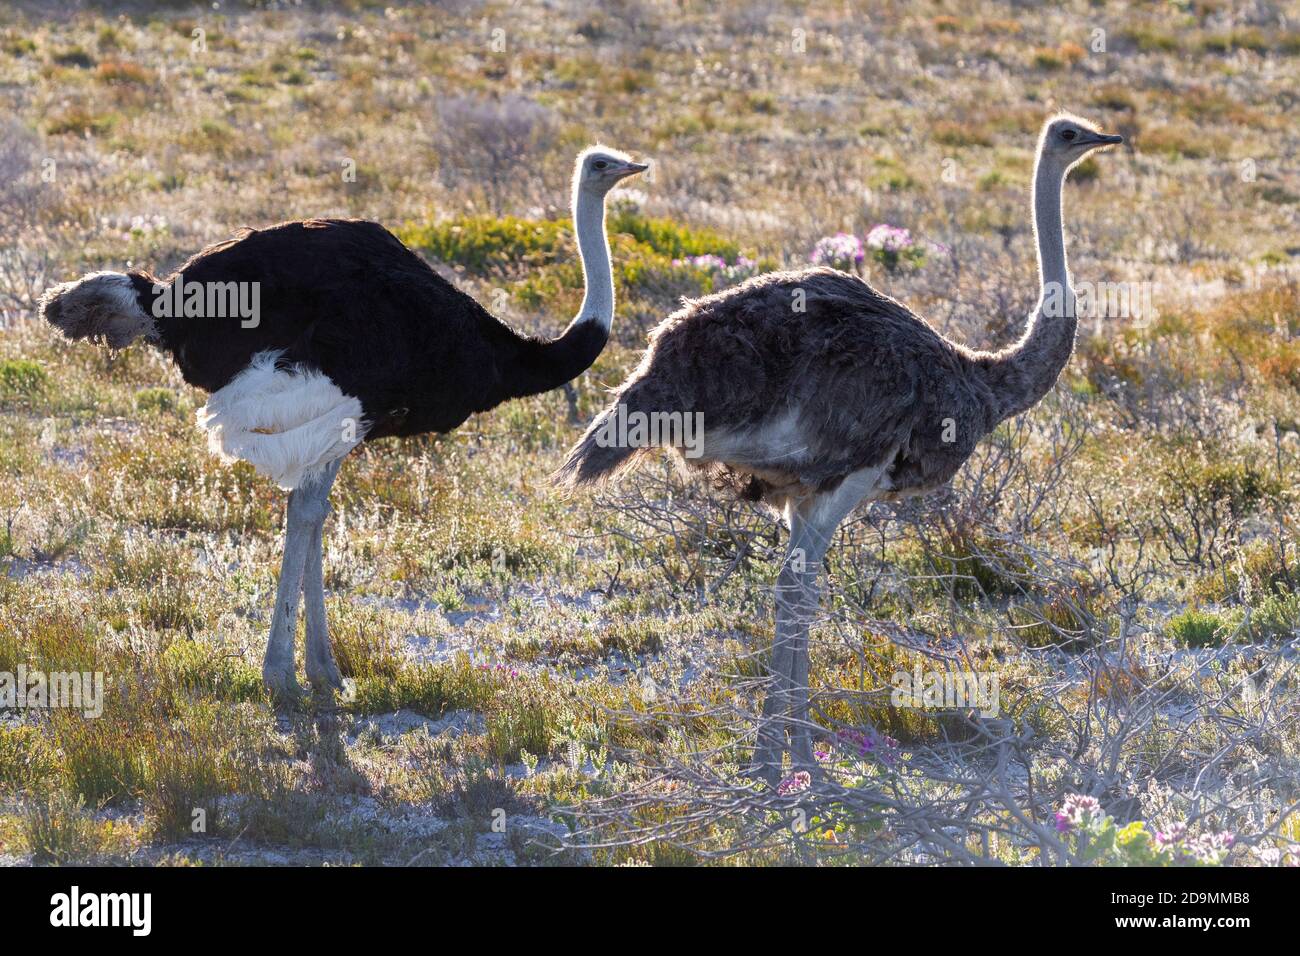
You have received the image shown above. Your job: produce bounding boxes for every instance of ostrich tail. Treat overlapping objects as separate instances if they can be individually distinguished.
[39,271,157,349]
[554,401,644,490]
[556,380,678,490]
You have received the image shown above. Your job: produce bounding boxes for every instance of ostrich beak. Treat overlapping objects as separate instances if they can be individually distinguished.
[1085,132,1124,147]
[618,161,650,177]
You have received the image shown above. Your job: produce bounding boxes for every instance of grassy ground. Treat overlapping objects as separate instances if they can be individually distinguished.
[0,0,1298,865]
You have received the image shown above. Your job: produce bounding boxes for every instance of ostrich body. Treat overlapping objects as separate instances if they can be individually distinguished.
[41,147,647,697]
[559,116,1122,781]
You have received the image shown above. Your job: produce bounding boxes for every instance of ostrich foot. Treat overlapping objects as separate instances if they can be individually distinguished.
[304,625,343,693]
[749,723,820,789]
[263,658,304,704]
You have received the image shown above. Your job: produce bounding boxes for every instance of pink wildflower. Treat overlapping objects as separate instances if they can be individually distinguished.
[776,771,811,795]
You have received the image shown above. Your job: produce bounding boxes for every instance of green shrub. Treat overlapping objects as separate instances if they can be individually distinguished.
[0,359,48,400]
[608,211,741,261]
[53,711,150,804]
[330,606,406,683]
[485,686,553,763]
[2,34,36,57]
[1188,462,1279,515]
[0,723,61,795]
[1200,30,1269,55]
[1121,28,1180,52]
[914,531,1029,600]
[142,700,267,838]
[0,605,100,673]
[351,654,499,717]
[1245,591,1300,643]
[161,640,263,703]
[51,46,94,68]
[135,575,204,632]
[1055,794,1233,866]
[1193,540,1295,603]
[46,107,117,137]
[398,216,571,273]
[134,387,177,414]
[22,792,106,864]
[1071,157,1101,183]
[399,211,745,276]
[1166,608,1235,649]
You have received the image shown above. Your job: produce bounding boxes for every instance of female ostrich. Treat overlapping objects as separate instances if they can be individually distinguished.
[41,146,647,697]
[559,115,1122,782]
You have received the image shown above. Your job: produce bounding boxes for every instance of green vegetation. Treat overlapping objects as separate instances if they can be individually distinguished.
[1166,608,1233,649]
[0,0,1296,867]
[0,358,47,400]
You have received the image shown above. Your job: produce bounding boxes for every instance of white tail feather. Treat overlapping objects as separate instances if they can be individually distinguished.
[197,351,366,490]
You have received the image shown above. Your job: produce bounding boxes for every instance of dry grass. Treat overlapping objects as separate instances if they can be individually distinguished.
[0,0,1297,866]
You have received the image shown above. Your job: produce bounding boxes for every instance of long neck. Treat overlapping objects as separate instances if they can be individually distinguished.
[503,187,613,399]
[574,186,614,330]
[1032,154,1069,295]
[984,153,1077,421]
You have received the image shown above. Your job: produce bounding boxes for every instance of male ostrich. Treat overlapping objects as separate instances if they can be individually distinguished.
[41,146,647,697]
[559,115,1122,781]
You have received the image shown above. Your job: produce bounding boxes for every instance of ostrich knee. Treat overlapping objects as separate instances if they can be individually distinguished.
[296,492,332,528]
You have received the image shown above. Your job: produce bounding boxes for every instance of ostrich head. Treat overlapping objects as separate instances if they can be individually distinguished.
[572,146,648,200]
[1039,113,1123,170]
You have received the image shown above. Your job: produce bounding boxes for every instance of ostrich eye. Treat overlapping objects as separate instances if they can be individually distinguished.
[593,160,608,169]
[1061,129,1077,142]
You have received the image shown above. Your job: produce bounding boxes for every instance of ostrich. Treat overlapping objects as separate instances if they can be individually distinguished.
[558,114,1123,782]
[40,146,647,698]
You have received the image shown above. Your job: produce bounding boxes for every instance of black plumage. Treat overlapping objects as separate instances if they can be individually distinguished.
[40,144,648,697]
[124,218,605,440]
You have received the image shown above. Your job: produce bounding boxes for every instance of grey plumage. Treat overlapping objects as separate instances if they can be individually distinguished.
[559,113,1125,783]
[558,266,1009,505]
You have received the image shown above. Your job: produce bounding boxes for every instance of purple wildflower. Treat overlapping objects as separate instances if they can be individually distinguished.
[671,253,758,280]
[1154,822,1187,850]
[833,728,900,765]
[865,223,913,252]
[776,771,812,795]
[1056,794,1103,832]
[1186,831,1235,864]
[810,233,865,269]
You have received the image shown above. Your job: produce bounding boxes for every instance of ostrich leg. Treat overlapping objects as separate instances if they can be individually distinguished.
[263,489,318,698]
[262,460,342,698]
[754,509,821,785]
[783,531,833,770]
[751,506,819,784]
[302,459,344,692]
[750,468,883,785]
